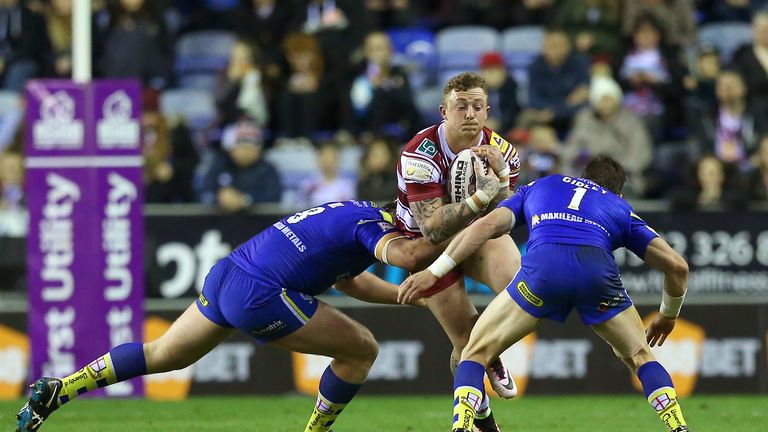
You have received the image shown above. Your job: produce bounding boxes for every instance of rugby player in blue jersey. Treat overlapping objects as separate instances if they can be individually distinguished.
[17,200,447,432]
[400,156,691,432]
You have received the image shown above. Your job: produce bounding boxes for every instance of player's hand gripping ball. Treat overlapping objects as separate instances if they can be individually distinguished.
[448,148,489,203]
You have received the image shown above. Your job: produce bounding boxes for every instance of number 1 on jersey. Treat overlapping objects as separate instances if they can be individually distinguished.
[568,187,587,211]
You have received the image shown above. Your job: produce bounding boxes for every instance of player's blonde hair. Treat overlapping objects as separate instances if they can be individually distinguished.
[442,72,488,102]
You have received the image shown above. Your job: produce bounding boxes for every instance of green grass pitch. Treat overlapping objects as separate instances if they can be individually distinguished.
[3,395,767,431]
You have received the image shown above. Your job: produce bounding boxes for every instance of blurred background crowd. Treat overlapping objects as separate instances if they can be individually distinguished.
[1,0,768,219]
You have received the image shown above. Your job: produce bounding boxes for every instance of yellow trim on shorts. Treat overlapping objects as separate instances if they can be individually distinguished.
[282,290,310,322]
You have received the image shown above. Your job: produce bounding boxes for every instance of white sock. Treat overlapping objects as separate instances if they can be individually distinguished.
[475,393,491,419]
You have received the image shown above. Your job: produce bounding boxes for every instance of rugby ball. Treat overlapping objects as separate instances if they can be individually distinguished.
[448,148,487,203]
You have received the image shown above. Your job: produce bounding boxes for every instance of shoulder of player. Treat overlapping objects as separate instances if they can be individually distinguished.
[403,124,440,151]
[482,127,517,159]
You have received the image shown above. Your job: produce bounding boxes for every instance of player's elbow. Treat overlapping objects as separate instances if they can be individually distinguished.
[394,248,420,271]
[671,254,689,279]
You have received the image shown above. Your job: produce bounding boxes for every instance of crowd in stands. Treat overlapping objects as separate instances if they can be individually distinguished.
[1,0,768,216]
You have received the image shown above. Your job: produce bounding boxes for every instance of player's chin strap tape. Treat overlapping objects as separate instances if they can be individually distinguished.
[381,235,407,265]
[465,190,492,213]
[659,291,686,318]
[428,253,457,278]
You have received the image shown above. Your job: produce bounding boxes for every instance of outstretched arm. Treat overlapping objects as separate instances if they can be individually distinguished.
[374,232,450,271]
[642,237,690,346]
[397,207,516,303]
[334,271,424,306]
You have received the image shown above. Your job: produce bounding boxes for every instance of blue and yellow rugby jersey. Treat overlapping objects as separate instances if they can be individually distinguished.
[228,200,398,297]
[499,175,659,257]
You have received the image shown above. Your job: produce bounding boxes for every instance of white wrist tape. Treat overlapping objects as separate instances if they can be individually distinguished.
[427,253,457,278]
[381,235,406,265]
[498,166,510,178]
[465,190,492,214]
[464,196,480,213]
[475,189,491,205]
[659,291,686,318]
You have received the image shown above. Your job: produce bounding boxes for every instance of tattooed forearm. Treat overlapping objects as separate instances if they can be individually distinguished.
[411,197,477,244]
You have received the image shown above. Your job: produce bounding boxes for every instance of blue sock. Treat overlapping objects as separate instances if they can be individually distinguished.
[318,366,361,404]
[454,360,485,392]
[58,343,147,405]
[637,361,674,398]
[109,343,147,382]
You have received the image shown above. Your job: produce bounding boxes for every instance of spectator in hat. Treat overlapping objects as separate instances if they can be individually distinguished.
[478,51,519,134]
[199,120,282,211]
[563,75,653,196]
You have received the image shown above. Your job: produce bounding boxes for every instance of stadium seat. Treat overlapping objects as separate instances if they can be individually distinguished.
[0,90,20,116]
[387,27,437,89]
[175,30,236,75]
[178,73,220,91]
[414,86,443,124]
[698,21,753,62]
[159,89,217,131]
[501,26,543,72]
[339,145,362,178]
[436,26,500,71]
[264,141,319,208]
[501,26,544,106]
[205,0,240,11]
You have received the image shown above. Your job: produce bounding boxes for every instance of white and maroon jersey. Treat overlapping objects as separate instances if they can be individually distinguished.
[395,122,521,236]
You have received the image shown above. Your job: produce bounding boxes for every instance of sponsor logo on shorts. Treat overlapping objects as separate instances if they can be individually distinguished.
[253,320,287,336]
[198,293,209,307]
[598,292,624,312]
[403,157,435,181]
[516,281,543,307]
[415,138,437,157]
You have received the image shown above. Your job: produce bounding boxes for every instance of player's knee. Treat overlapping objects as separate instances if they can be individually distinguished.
[347,327,379,370]
[620,345,655,374]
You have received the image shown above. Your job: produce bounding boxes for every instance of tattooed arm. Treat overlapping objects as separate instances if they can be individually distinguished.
[411,197,478,245]
[412,159,500,244]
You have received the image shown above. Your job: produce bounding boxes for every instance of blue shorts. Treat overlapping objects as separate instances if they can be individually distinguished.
[196,258,319,343]
[505,244,632,326]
